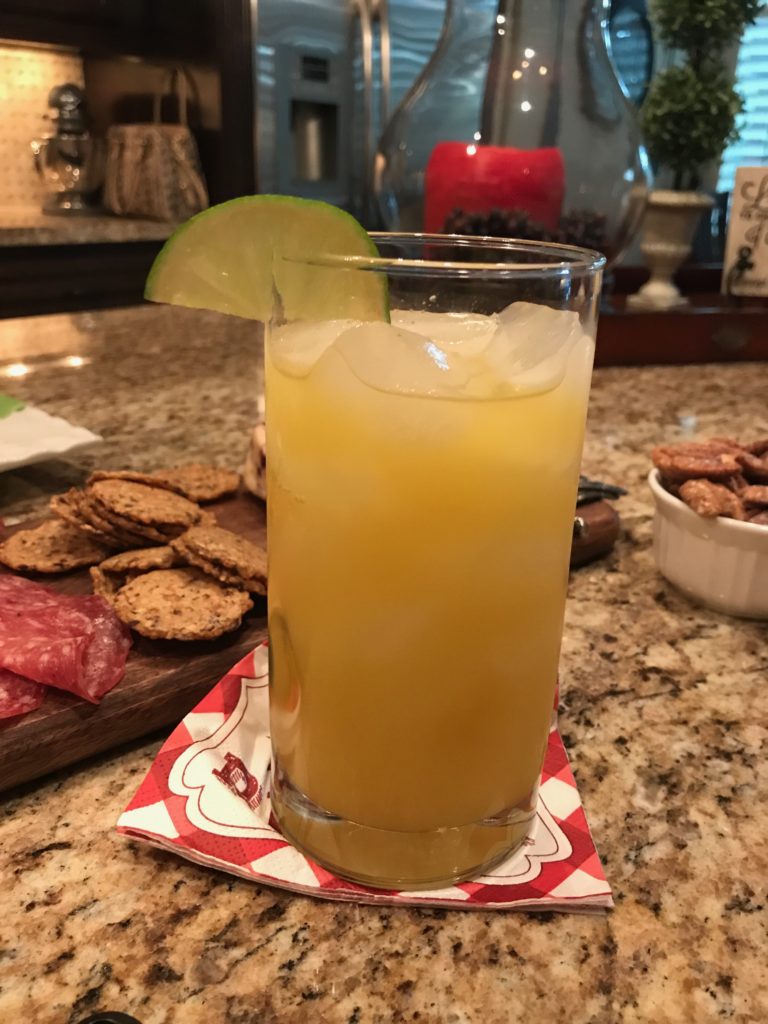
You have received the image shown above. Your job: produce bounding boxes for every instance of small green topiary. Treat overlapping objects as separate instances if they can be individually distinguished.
[641,0,763,190]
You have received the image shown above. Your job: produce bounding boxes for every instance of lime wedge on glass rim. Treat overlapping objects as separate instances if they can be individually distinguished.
[145,195,389,322]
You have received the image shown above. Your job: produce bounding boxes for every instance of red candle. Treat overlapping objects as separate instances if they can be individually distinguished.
[425,142,565,234]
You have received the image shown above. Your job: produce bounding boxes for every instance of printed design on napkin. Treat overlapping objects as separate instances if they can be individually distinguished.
[118,646,612,912]
[212,753,264,811]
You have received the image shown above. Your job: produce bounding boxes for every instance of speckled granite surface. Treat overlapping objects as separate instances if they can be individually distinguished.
[0,205,175,245]
[1,307,766,1024]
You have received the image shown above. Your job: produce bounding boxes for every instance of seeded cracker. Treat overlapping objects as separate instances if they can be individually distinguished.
[93,547,179,605]
[173,540,267,594]
[172,524,267,583]
[88,478,201,529]
[79,493,152,547]
[51,487,145,549]
[90,565,122,602]
[197,508,219,527]
[50,489,120,547]
[92,501,180,544]
[88,469,187,496]
[152,464,241,503]
[99,546,180,573]
[113,568,253,640]
[0,519,111,573]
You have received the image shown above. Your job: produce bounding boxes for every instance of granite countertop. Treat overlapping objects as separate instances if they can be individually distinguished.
[1,307,766,1024]
[0,205,175,246]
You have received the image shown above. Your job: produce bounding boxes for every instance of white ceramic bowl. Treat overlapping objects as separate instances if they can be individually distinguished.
[648,469,768,619]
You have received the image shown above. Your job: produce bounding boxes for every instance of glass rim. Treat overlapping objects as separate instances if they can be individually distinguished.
[289,232,607,278]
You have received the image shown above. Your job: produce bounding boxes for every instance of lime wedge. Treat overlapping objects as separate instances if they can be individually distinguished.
[0,394,25,419]
[145,195,388,322]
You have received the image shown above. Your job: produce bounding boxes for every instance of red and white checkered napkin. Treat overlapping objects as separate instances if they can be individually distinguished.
[117,646,612,913]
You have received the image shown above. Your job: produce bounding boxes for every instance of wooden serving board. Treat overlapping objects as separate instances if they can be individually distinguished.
[0,493,268,793]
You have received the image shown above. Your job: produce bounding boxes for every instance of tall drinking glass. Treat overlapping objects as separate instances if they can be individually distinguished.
[266,235,604,889]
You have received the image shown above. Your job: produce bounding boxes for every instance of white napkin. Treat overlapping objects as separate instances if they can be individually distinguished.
[0,406,101,473]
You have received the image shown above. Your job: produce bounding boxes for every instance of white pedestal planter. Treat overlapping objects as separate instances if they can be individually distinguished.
[628,190,714,310]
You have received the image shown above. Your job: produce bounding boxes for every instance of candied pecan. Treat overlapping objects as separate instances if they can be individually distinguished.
[736,451,768,483]
[705,437,747,453]
[745,437,768,456]
[678,479,746,520]
[725,473,750,494]
[659,476,681,496]
[741,485,768,508]
[748,510,768,526]
[652,445,741,482]
[661,441,735,457]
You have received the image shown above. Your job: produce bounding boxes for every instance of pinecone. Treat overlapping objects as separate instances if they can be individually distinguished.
[444,207,608,254]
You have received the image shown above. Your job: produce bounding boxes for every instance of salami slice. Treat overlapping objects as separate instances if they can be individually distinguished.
[0,575,131,703]
[0,667,45,719]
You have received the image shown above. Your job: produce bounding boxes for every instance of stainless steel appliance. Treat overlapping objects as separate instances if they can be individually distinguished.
[248,0,649,229]
[250,0,445,226]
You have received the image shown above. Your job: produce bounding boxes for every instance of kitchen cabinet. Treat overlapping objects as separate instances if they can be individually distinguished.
[0,241,162,319]
[0,0,214,62]
[0,0,252,319]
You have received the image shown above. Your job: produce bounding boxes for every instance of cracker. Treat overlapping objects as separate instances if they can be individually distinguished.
[50,489,121,547]
[87,469,187,496]
[92,500,180,544]
[173,540,267,594]
[0,519,111,573]
[152,464,240,503]
[88,479,201,528]
[88,466,238,503]
[198,508,218,527]
[99,545,180,574]
[113,568,252,640]
[90,565,122,602]
[51,488,145,549]
[171,525,267,584]
[92,547,179,603]
[79,493,151,548]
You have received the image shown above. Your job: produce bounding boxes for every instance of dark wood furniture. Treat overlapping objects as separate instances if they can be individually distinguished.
[0,0,255,203]
[0,492,268,793]
[0,0,214,64]
[0,0,255,318]
[0,241,163,319]
[596,295,768,366]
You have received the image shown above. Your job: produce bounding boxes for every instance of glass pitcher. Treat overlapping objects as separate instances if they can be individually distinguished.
[374,0,650,264]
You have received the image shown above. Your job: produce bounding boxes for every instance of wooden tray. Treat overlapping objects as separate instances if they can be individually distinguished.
[0,493,268,793]
[0,491,620,794]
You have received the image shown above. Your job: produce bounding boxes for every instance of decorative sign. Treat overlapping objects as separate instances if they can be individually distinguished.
[722,167,768,297]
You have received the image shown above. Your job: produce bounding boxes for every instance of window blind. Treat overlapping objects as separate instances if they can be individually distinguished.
[718,13,768,191]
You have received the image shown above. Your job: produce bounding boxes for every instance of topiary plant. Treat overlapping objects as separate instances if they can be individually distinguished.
[641,0,763,191]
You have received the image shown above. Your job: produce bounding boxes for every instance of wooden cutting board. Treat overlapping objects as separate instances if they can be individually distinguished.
[0,490,621,794]
[0,493,268,793]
